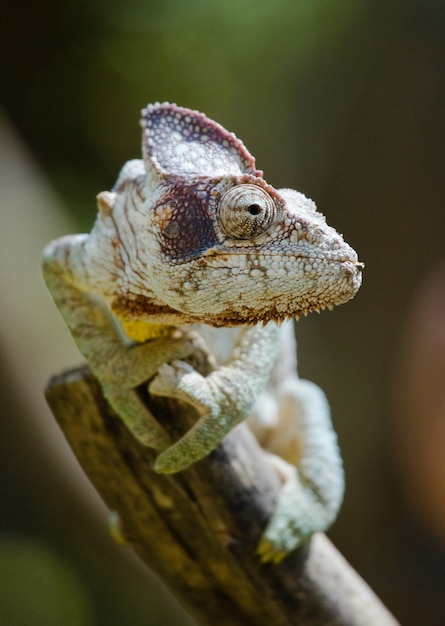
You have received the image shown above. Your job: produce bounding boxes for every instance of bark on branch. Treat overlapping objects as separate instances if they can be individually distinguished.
[45,365,399,626]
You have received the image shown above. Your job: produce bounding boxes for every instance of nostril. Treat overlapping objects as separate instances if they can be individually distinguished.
[341,261,363,277]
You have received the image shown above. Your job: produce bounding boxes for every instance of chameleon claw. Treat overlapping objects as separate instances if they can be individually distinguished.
[256,537,291,564]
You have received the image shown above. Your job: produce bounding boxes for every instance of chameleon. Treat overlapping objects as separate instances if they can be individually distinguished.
[42,103,363,562]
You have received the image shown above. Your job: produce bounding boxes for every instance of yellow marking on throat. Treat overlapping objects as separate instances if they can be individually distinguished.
[119,318,174,342]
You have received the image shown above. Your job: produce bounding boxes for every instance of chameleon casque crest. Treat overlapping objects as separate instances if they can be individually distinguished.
[43,103,363,562]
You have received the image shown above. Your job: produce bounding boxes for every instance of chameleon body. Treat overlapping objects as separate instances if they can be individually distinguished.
[42,103,363,562]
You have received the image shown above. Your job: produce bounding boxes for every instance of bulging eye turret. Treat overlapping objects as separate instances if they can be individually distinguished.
[218,184,277,240]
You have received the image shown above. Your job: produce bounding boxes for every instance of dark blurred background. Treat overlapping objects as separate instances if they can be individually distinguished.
[1,0,445,624]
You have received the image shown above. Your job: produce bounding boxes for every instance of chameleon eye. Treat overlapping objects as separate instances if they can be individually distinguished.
[218,184,277,239]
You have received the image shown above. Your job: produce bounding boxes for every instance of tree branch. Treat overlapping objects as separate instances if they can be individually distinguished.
[45,365,399,626]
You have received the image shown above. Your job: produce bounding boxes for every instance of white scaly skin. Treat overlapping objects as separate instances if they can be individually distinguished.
[42,103,363,562]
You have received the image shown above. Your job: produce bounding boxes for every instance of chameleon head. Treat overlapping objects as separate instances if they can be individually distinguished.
[148,176,362,325]
[93,103,362,326]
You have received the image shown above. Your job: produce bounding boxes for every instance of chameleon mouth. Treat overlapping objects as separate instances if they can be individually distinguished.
[197,257,363,326]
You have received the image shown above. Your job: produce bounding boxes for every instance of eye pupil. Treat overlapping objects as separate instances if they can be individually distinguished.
[247,204,261,215]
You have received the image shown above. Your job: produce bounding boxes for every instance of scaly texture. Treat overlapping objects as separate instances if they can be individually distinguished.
[42,103,363,561]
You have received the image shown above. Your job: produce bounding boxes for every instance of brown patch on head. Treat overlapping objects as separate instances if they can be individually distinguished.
[111,294,180,319]
[154,179,219,262]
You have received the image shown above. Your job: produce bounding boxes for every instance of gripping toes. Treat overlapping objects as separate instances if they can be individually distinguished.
[149,360,198,398]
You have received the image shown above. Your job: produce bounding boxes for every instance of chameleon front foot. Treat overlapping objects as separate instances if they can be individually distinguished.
[149,360,219,472]
[149,359,256,473]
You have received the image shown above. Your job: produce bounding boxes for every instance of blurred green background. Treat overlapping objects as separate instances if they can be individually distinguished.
[1,0,445,624]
